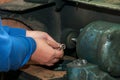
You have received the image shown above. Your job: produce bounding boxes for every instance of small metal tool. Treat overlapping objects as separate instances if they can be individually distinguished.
[59,44,66,50]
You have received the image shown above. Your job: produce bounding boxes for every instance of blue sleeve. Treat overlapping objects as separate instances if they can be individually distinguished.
[0,25,36,71]
[3,26,26,36]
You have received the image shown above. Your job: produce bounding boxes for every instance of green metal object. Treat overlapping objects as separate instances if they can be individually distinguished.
[76,21,120,76]
[66,0,120,11]
[66,59,116,80]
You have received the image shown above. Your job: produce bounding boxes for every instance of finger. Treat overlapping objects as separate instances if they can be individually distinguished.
[45,58,59,66]
[46,34,57,43]
[47,40,60,49]
[46,64,54,66]
[45,33,60,47]
[50,58,59,64]
[54,49,64,59]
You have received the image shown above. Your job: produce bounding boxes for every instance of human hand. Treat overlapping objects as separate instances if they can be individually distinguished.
[30,38,64,66]
[26,31,60,49]
[26,31,64,66]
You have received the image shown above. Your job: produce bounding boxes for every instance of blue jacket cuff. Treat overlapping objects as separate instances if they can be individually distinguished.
[3,26,26,36]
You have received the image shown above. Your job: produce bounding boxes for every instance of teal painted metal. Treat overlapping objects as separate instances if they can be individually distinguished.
[66,59,115,80]
[76,21,120,76]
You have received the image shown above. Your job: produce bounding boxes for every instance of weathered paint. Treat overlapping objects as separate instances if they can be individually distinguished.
[77,21,120,76]
[66,59,115,80]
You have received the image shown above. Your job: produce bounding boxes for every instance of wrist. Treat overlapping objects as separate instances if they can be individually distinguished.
[26,30,32,37]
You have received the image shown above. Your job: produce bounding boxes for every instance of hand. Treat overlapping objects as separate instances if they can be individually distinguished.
[26,31,64,66]
[26,31,60,49]
[31,38,64,66]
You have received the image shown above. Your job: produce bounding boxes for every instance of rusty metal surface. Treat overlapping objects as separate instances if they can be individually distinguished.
[0,10,47,31]
[21,65,66,80]
[2,19,31,30]
[0,0,46,11]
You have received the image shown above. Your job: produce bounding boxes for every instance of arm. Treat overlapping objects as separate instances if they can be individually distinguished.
[0,20,64,70]
[0,25,36,71]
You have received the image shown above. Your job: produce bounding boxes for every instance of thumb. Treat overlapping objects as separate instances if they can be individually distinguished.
[47,40,60,49]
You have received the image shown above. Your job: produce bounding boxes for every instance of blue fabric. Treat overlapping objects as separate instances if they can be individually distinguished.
[0,21,36,71]
[3,26,26,36]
